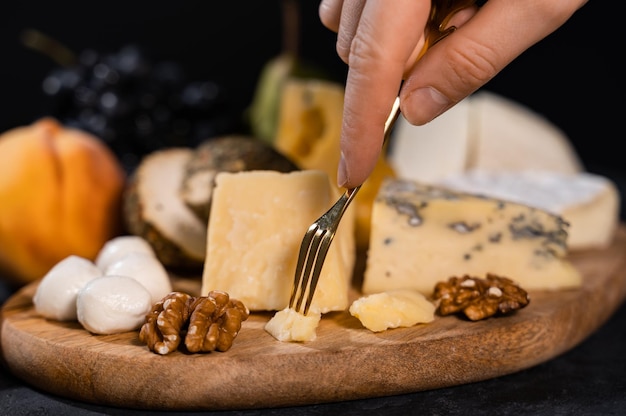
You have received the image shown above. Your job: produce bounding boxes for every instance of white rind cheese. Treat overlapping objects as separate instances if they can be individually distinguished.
[388,91,583,183]
[349,289,435,332]
[390,98,471,183]
[438,170,620,250]
[201,170,355,313]
[469,92,583,174]
[363,178,582,295]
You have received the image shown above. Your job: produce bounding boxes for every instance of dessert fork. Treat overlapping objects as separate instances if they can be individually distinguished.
[288,0,477,315]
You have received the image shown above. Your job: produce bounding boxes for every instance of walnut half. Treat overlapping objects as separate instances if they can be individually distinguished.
[139,290,250,355]
[432,274,530,321]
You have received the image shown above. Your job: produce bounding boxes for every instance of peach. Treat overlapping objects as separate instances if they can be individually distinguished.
[0,118,126,285]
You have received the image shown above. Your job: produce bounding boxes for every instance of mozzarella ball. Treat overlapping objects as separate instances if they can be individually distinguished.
[104,252,172,303]
[76,275,152,335]
[33,255,103,321]
[95,235,156,271]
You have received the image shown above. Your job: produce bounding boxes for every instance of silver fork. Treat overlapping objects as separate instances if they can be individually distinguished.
[288,97,401,315]
[287,0,477,315]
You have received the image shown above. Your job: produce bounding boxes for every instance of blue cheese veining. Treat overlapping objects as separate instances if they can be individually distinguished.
[362,178,581,295]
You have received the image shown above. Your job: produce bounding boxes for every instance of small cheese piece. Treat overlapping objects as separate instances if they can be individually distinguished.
[33,255,103,321]
[104,252,172,304]
[363,178,582,295]
[201,170,355,313]
[349,289,435,332]
[265,308,322,342]
[95,235,156,270]
[438,170,620,250]
[76,275,152,335]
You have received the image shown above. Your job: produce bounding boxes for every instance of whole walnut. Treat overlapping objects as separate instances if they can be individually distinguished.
[139,290,250,355]
[433,274,530,321]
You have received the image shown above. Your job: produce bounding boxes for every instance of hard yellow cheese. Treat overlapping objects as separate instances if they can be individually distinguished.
[201,170,355,313]
[349,289,435,332]
[362,178,582,295]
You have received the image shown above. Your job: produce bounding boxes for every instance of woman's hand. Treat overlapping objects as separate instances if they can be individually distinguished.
[319,0,587,188]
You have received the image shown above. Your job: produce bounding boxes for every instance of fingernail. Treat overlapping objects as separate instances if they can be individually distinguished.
[337,152,348,187]
[406,87,451,124]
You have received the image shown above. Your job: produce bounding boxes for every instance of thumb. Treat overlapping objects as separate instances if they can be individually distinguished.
[400,0,584,126]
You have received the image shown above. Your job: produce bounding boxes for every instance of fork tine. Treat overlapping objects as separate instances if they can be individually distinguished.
[288,97,402,316]
[293,228,323,312]
[293,226,331,313]
[301,232,335,315]
[289,225,316,307]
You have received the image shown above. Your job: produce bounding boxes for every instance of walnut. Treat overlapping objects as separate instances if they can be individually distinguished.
[139,292,194,355]
[185,291,250,353]
[432,274,530,321]
[139,290,250,355]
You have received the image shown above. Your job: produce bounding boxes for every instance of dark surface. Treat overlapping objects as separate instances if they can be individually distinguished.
[1,1,625,415]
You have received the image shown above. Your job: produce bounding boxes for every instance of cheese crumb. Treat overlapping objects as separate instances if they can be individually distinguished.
[265,308,321,342]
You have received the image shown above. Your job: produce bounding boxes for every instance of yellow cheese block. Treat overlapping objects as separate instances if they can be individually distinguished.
[273,78,396,249]
[349,289,435,332]
[274,79,344,184]
[201,170,355,313]
[363,179,582,295]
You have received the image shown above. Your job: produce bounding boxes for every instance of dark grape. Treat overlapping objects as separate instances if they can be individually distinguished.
[41,44,239,173]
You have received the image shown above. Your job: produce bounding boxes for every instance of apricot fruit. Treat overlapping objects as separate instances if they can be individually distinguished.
[0,118,126,286]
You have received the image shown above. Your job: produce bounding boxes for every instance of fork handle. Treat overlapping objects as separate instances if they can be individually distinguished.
[345,96,401,196]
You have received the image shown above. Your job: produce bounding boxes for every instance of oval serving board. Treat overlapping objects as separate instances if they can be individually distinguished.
[2,226,626,411]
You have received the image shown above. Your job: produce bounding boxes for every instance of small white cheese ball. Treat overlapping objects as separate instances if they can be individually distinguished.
[104,252,172,303]
[76,275,152,335]
[95,235,156,271]
[33,255,103,321]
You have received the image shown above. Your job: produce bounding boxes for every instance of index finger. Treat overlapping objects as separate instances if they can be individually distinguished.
[339,0,430,188]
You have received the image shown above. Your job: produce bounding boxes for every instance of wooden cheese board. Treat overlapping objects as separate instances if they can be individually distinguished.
[1,225,626,411]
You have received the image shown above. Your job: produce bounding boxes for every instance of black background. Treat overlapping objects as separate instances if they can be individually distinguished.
[1,1,623,183]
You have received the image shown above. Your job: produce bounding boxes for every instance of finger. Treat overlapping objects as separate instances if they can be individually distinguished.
[336,0,367,64]
[401,0,586,126]
[339,0,430,188]
[319,0,344,32]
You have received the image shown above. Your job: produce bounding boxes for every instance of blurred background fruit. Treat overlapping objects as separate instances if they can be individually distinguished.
[0,118,125,286]
[25,33,240,173]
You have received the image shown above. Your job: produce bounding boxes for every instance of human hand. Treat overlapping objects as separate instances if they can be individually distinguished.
[319,0,587,189]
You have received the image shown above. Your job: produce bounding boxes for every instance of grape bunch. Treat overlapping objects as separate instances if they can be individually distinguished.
[41,44,239,172]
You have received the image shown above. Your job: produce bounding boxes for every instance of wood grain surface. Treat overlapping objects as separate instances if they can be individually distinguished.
[1,226,626,411]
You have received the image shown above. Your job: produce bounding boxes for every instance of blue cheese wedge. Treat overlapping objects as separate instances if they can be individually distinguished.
[362,178,582,295]
[438,170,620,250]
